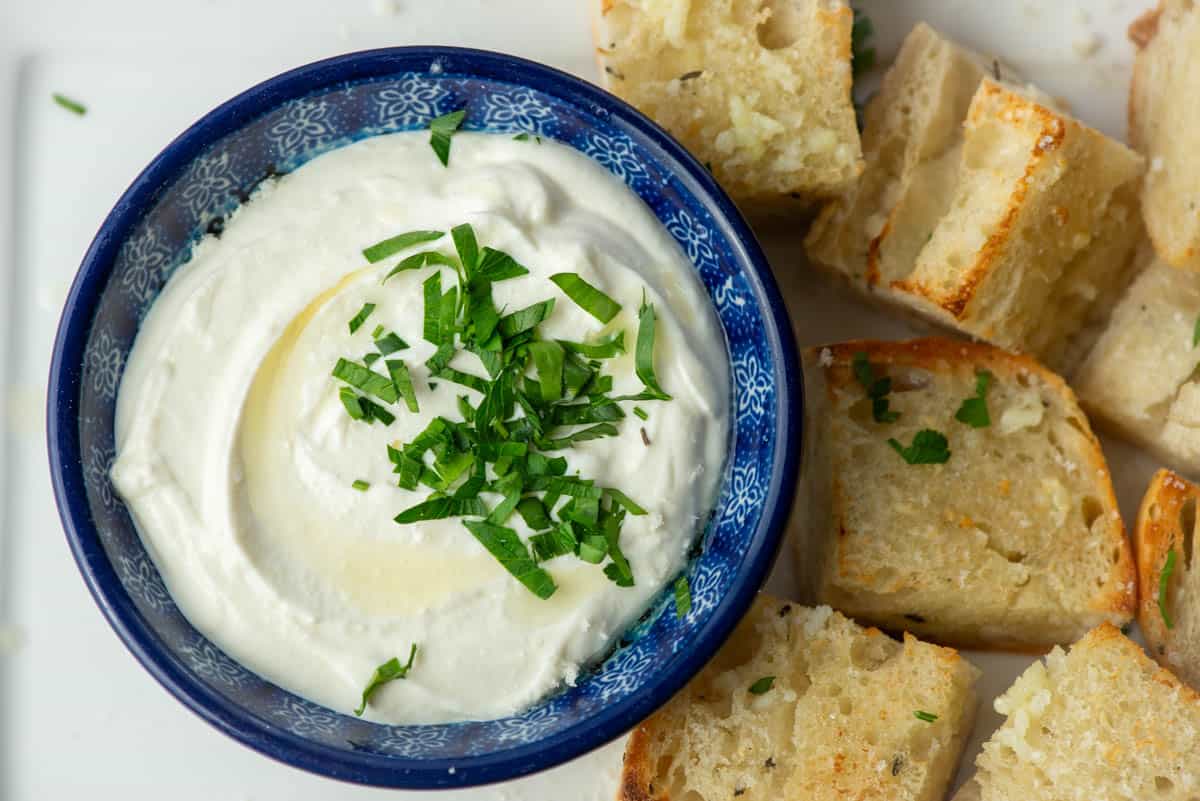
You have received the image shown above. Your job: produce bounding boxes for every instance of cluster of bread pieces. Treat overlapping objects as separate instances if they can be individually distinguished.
[599,1,1200,800]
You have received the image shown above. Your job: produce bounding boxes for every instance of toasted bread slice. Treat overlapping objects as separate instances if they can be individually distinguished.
[806,24,1145,371]
[1135,468,1200,689]
[592,0,863,205]
[619,595,979,801]
[796,338,1136,650]
[953,624,1200,801]
[1073,246,1200,476]
[1130,1,1200,270]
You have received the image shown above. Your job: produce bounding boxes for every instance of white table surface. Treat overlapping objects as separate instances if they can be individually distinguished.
[0,0,1160,798]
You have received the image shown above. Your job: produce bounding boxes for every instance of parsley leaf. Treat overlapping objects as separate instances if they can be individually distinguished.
[1160,548,1178,630]
[550,273,622,323]
[955,368,993,428]
[852,351,899,423]
[674,576,691,617]
[332,358,400,404]
[429,109,467,166]
[748,676,775,695]
[362,230,443,263]
[888,430,950,464]
[354,644,417,716]
[463,520,558,599]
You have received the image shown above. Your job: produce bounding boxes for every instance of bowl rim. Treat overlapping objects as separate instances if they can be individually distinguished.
[46,45,802,789]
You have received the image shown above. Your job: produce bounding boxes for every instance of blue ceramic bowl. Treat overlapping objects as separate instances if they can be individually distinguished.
[47,47,801,788]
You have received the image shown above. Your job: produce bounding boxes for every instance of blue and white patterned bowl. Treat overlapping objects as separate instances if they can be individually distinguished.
[47,47,801,788]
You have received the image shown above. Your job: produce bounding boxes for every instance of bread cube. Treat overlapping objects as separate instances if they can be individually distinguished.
[619,595,979,801]
[593,0,864,204]
[796,339,1135,650]
[807,24,1145,371]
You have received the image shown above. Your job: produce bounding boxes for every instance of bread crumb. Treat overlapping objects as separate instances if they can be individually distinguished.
[1152,156,1165,172]
[818,347,834,367]
[1073,33,1101,58]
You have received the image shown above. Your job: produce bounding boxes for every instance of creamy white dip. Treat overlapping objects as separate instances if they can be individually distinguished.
[111,131,729,724]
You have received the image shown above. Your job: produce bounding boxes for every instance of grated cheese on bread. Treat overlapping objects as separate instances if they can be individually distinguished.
[618,595,979,801]
[796,338,1136,650]
[1130,1,1200,270]
[953,624,1200,801]
[1135,468,1200,690]
[806,23,1145,372]
[1073,246,1200,477]
[592,0,863,206]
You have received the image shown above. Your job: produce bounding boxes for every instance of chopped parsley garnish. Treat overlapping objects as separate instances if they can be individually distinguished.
[1160,548,1178,630]
[888,429,950,464]
[852,351,898,423]
[348,302,376,334]
[674,576,691,617]
[748,676,775,695]
[332,225,676,599]
[914,710,938,723]
[52,93,87,116]
[429,108,467,166]
[513,132,542,143]
[352,479,370,491]
[851,10,876,78]
[954,368,993,428]
[550,273,622,323]
[362,230,443,264]
[354,644,417,716]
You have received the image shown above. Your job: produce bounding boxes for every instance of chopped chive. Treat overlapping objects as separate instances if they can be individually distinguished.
[394,496,487,523]
[498,299,555,339]
[429,109,467,166]
[1160,548,1178,630]
[674,576,691,617]
[364,353,381,365]
[633,406,648,421]
[348,302,376,334]
[1193,315,1200,347]
[559,331,626,359]
[432,366,489,395]
[362,230,443,263]
[477,248,530,282]
[52,93,87,115]
[529,341,565,404]
[340,387,366,420]
[463,520,557,599]
[538,422,619,450]
[550,273,622,323]
[914,711,938,723]
[578,534,609,564]
[530,524,577,562]
[451,223,480,274]
[606,488,646,515]
[517,497,553,531]
[359,397,396,425]
[748,676,775,695]
[352,479,370,491]
[422,272,443,344]
[372,324,385,338]
[354,644,417,716]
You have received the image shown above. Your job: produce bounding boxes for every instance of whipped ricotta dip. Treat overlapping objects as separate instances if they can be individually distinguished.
[111,130,730,724]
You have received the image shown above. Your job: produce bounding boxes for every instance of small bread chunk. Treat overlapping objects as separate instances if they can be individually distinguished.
[1130,1,1200,270]
[953,624,1200,801]
[593,0,863,204]
[797,339,1135,650]
[806,23,1145,371]
[1136,468,1200,689]
[1074,248,1200,476]
[618,595,979,801]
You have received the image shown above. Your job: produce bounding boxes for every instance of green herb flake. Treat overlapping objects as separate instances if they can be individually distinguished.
[1193,315,1200,347]
[354,644,417,716]
[53,93,87,116]
[851,10,876,78]
[464,520,557,599]
[383,250,458,281]
[851,351,898,424]
[429,109,467,166]
[348,302,376,334]
[352,479,371,492]
[385,359,419,413]
[1160,548,1178,630]
[914,710,938,723]
[394,496,487,524]
[375,332,409,355]
[954,368,993,428]
[332,358,400,404]
[888,430,950,465]
[674,576,691,617]
[362,230,444,263]
[550,273,622,323]
[633,406,648,421]
[340,387,366,420]
[748,676,775,695]
[635,295,672,400]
